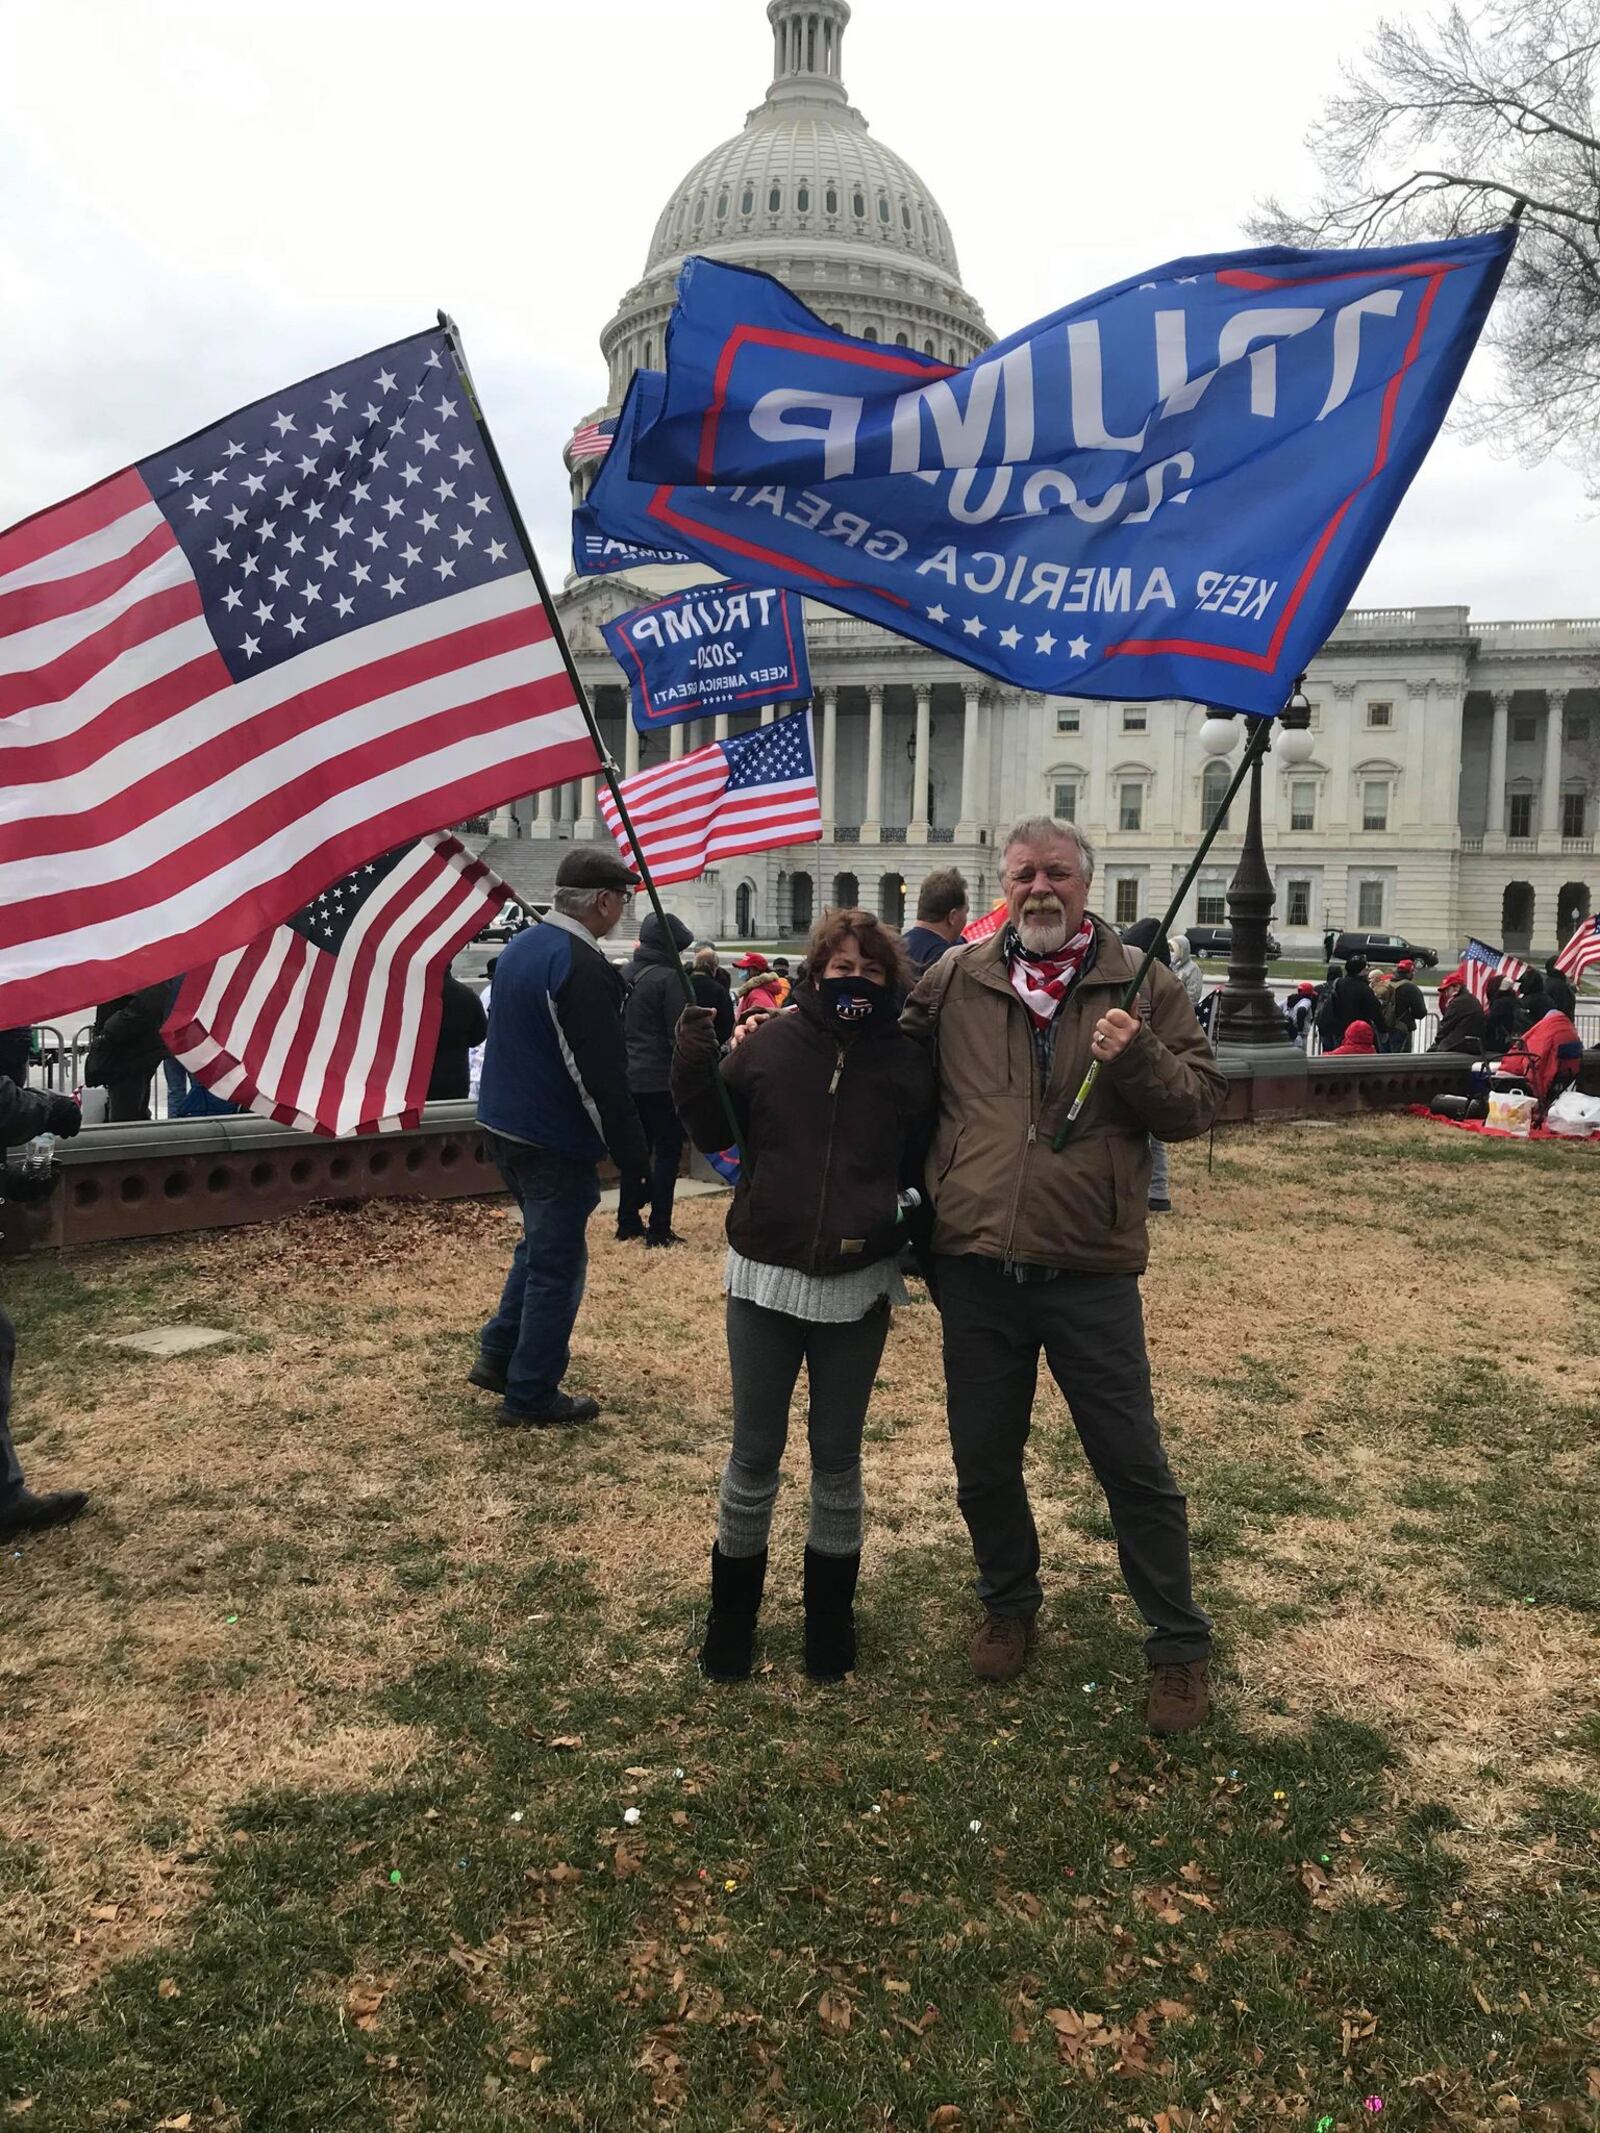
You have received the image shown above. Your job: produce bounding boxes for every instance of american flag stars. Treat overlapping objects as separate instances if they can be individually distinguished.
[140,331,521,683]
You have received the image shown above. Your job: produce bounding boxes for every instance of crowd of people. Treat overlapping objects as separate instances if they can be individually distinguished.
[1290,948,1583,1075]
[466,828,1222,1734]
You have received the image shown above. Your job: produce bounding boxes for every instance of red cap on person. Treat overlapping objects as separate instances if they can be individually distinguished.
[1396,958,1415,975]
[733,952,770,972]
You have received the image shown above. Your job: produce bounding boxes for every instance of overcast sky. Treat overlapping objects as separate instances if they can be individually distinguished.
[4,0,1596,617]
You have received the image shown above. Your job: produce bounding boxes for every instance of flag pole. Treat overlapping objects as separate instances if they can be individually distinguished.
[1051,707,1276,1151]
[438,313,744,1161]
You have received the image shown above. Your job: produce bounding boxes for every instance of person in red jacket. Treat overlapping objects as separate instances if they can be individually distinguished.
[731,952,785,1021]
[1327,1019,1378,1056]
[1501,1003,1584,1113]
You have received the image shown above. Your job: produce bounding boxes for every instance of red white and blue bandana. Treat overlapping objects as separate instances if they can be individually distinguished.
[1004,921,1095,1028]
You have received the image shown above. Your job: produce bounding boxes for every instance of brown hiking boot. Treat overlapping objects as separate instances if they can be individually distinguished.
[1146,1658,1212,1735]
[969,1612,1037,1682]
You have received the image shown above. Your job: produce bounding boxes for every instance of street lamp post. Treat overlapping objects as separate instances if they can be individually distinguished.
[1207,687,1315,1052]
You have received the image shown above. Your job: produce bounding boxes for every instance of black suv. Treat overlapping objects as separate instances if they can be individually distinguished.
[1185,923,1282,962]
[1323,930,1438,969]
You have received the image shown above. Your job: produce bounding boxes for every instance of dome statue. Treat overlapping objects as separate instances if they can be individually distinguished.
[568,0,991,489]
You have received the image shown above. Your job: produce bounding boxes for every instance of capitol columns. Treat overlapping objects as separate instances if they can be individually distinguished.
[1487,689,1512,847]
[862,683,885,841]
[1493,686,1518,844]
[909,683,933,842]
[530,783,555,840]
[1540,689,1567,841]
[957,682,981,840]
[819,685,838,829]
[624,717,640,778]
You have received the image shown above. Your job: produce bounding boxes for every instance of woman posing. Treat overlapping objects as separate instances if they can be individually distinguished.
[671,909,936,1683]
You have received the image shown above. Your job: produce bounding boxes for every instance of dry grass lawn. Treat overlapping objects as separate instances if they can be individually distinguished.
[1,1113,1596,2131]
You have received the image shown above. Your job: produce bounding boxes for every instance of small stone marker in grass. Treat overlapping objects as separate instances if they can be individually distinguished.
[104,1326,234,1358]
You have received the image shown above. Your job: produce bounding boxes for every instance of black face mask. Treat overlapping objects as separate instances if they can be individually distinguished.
[817,973,892,1028]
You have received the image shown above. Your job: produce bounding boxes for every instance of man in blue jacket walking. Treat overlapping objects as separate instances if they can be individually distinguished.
[473,848,651,1426]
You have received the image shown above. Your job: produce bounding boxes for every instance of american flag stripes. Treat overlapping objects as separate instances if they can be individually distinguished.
[163,832,507,1136]
[597,707,820,886]
[1555,913,1600,986]
[962,899,1008,943]
[568,417,617,463]
[1460,938,1528,1004]
[0,327,598,1026]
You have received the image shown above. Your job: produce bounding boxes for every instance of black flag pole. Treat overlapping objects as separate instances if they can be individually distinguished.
[1051,703,1279,1151]
[437,312,744,1161]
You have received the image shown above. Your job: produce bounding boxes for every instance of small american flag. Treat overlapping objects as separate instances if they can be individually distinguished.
[598,708,820,886]
[163,832,507,1135]
[962,899,1008,943]
[568,417,617,464]
[1555,913,1600,986]
[1461,938,1528,1003]
[0,327,598,1027]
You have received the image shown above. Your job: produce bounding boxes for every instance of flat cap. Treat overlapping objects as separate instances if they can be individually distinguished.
[555,846,639,892]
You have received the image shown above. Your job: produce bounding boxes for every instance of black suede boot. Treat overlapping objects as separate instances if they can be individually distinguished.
[698,1544,767,1680]
[803,1546,860,1682]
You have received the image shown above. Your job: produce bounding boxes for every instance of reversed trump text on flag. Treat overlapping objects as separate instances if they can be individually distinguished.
[602,582,811,732]
[588,233,1514,717]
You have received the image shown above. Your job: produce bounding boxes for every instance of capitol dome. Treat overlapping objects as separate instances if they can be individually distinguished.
[570,0,991,484]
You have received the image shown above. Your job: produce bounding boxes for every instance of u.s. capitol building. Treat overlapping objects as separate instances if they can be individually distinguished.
[477,0,1597,961]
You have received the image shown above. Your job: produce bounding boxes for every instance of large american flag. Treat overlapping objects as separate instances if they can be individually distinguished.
[597,707,820,886]
[163,832,506,1136]
[1555,913,1600,986]
[568,417,617,464]
[0,327,598,1026]
[1461,937,1528,1003]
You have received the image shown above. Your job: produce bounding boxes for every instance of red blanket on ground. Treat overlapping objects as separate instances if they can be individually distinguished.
[1405,1104,1600,1146]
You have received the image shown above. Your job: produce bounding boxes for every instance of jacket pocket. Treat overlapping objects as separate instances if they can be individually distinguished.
[1109,1133,1146,1232]
[933,1122,965,1186]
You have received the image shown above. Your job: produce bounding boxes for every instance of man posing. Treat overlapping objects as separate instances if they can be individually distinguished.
[902,818,1226,1735]
[473,849,650,1427]
[902,868,970,976]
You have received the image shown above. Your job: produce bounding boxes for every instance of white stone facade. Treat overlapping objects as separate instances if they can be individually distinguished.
[486,0,1599,960]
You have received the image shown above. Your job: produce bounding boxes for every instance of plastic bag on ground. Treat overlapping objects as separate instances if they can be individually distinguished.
[1485,1088,1536,1138]
[1545,1090,1600,1139]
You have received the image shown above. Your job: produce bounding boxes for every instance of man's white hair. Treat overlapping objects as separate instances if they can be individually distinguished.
[1000,816,1096,887]
[552,885,612,919]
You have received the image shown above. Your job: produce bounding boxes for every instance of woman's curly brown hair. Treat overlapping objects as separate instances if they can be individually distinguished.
[799,906,912,992]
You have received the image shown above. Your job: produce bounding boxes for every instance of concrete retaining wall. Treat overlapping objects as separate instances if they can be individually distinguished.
[1,1057,1478,1260]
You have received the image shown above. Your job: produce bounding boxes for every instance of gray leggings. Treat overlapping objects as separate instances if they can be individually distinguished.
[718,1296,891,1559]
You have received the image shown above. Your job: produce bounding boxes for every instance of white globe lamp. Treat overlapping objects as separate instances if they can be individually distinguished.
[1199,714,1240,757]
[1276,721,1316,767]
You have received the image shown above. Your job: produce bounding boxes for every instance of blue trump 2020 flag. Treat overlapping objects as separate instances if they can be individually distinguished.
[602,582,811,733]
[590,234,1513,718]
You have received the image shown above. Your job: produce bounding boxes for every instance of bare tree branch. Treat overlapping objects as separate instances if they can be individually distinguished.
[1253,0,1600,491]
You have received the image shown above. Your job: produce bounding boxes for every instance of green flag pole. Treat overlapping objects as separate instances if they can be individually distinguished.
[438,312,744,1162]
[1051,704,1280,1151]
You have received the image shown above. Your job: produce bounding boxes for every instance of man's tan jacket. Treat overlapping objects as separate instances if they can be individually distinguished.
[901,917,1228,1275]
